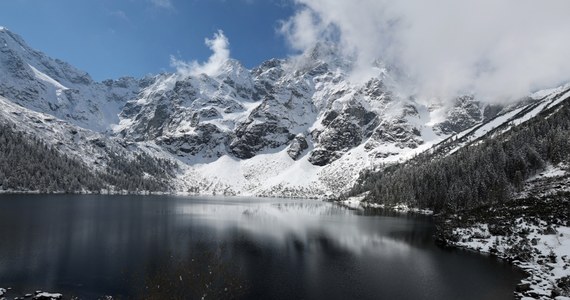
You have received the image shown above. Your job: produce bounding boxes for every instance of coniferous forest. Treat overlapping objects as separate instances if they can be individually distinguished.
[351,99,570,213]
[0,123,176,193]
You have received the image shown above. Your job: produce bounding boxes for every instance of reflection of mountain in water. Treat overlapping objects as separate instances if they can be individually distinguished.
[0,195,522,299]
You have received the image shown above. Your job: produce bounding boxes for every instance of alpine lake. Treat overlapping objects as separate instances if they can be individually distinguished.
[0,195,523,299]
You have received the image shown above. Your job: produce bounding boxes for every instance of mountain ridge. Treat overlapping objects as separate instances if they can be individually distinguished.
[0,27,567,198]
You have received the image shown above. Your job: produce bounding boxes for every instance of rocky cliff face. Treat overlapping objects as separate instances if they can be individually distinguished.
[1,27,554,197]
[117,43,457,163]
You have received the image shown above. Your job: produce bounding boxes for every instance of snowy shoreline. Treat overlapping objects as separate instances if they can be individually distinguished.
[338,189,570,299]
[437,191,570,299]
[337,193,434,215]
[448,221,570,299]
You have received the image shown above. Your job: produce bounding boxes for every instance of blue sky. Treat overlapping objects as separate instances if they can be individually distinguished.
[0,0,296,80]
[2,0,569,101]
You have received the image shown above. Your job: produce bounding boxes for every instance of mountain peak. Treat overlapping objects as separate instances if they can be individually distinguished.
[306,41,340,61]
[288,41,352,75]
[0,27,94,86]
[218,58,248,75]
[0,26,28,50]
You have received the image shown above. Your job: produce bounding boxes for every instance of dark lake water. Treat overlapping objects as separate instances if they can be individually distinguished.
[0,195,522,299]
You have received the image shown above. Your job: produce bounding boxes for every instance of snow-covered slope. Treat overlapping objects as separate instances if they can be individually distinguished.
[1,27,569,197]
[0,95,164,175]
[432,85,570,157]
[0,28,149,132]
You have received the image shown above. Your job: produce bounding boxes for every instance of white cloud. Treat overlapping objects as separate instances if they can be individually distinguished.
[281,0,570,102]
[150,0,173,9]
[279,9,329,52]
[171,30,231,77]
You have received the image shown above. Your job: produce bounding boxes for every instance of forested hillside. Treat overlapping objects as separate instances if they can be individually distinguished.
[0,123,176,193]
[351,97,570,212]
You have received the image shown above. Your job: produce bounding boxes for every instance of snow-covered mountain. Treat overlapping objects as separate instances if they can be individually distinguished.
[0,27,150,132]
[1,27,568,197]
[110,41,503,197]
